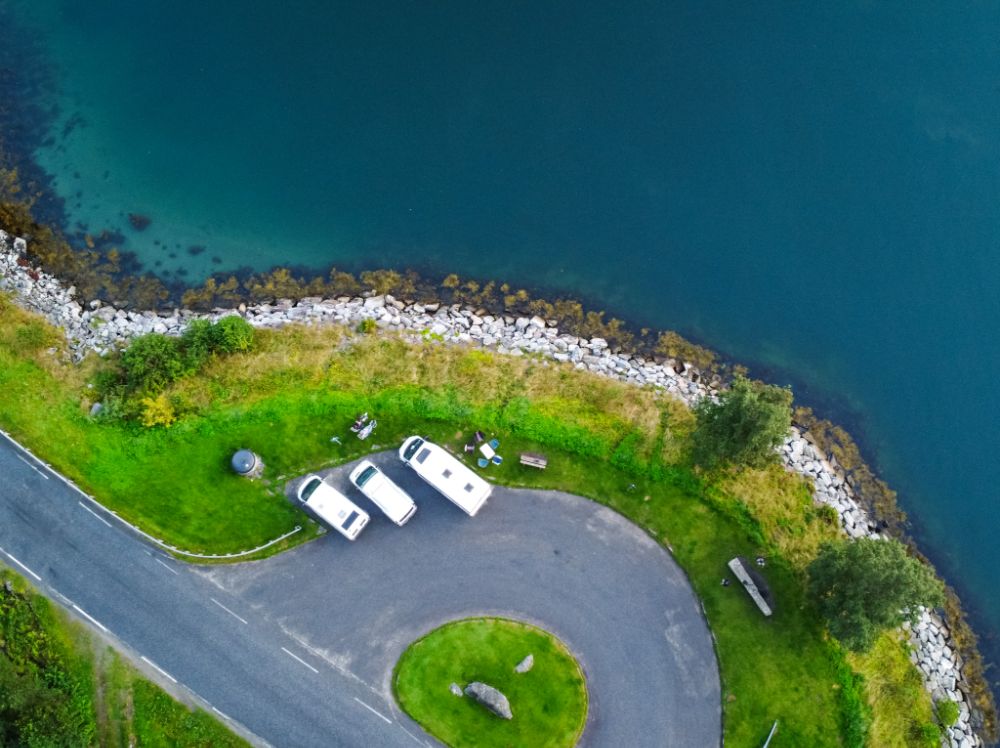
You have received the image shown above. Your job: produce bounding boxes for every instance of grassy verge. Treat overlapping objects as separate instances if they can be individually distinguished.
[0,299,940,746]
[847,633,939,747]
[0,298,320,557]
[394,617,587,748]
[0,568,248,747]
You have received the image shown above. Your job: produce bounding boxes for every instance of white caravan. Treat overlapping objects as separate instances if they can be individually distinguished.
[296,474,369,540]
[398,436,491,516]
[349,460,418,526]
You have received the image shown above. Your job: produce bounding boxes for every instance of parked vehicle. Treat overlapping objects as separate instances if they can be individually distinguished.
[398,436,491,516]
[349,460,418,526]
[296,474,369,540]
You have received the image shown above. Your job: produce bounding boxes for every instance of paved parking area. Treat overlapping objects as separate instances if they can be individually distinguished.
[199,450,722,746]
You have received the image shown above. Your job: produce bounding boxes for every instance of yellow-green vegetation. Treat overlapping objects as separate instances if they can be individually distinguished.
[719,465,842,568]
[394,618,587,748]
[847,633,939,748]
[0,568,248,747]
[0,294,947,746]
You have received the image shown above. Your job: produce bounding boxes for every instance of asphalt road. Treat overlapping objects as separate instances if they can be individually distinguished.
[0,434,720,747]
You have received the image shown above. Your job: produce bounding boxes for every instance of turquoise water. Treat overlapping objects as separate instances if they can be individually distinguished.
[6,1,1000,674]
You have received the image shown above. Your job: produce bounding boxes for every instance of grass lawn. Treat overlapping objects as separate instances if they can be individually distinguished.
[0,300,940,746]
[394,618,587,748]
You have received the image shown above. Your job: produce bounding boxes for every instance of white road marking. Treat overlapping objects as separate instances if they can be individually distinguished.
[397,723,429,746]
[141,656,177,683]
[354,697,392,724]
[1,548,42,581]
[212,706,233,721]
[15,452,48,479]
[72,604,108,633]
[78,501,112,528]
[281,646,319,674]
[48,587,73,606]
[210,598,248,625]
[154,558,179,575]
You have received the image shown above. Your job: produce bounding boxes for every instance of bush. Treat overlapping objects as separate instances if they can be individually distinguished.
[692,376,793,469]
[357,318,377,334]
[936,699,960,728]
[180,318,218,370]
[119,334,185,393]
[139,394,177,428]
[213,316,255,354]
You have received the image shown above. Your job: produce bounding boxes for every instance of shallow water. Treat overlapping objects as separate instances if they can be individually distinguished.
[7,0,1000,680]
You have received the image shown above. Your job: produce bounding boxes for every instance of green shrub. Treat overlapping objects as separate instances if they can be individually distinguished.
[357,318,377,334]
[119,334,186,393]
[936,699,960,728]
[213,316,255,353]
[180,318,218,370]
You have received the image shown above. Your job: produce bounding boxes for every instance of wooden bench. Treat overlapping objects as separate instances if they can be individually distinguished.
[519,452,548,469]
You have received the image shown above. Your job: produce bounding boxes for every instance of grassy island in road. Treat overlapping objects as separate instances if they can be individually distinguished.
[394,617,587,748]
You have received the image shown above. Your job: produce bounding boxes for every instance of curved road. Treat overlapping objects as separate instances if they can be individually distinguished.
[0,434,720,746]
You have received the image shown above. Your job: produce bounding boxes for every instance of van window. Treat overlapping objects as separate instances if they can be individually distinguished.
[342,511,360,531]
[416,447,431,464]
[403,438,425,461]
[355,465,378,487]
[300,478,321,501]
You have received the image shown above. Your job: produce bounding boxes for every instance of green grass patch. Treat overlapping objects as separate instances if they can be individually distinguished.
[394,618,587,748]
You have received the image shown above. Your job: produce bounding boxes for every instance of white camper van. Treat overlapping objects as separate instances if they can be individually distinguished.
[348,460,418,526]
[296,474,369,540]
[398,436,491,516]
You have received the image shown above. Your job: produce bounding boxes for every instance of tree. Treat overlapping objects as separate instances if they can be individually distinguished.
[691,376,792,469]
[808,538,945,652]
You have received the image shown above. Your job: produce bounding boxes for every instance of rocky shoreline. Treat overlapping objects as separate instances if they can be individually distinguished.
[0,229,984,746]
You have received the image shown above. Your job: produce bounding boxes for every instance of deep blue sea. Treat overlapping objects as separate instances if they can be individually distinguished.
[6,0,1000,684]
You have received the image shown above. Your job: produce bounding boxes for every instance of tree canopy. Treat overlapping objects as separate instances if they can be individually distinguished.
[808,538,945,652]
[691,376,793,469]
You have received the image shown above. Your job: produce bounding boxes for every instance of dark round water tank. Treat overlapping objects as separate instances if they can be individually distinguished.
[231,449,257,475]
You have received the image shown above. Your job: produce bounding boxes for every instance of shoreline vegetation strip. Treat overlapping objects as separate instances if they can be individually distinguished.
[0,226,995,746]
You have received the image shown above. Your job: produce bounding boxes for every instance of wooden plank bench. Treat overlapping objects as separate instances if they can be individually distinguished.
[519,452,548,469]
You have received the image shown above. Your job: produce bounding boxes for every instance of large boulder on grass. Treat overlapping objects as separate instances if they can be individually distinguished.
[464,682,513,719]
